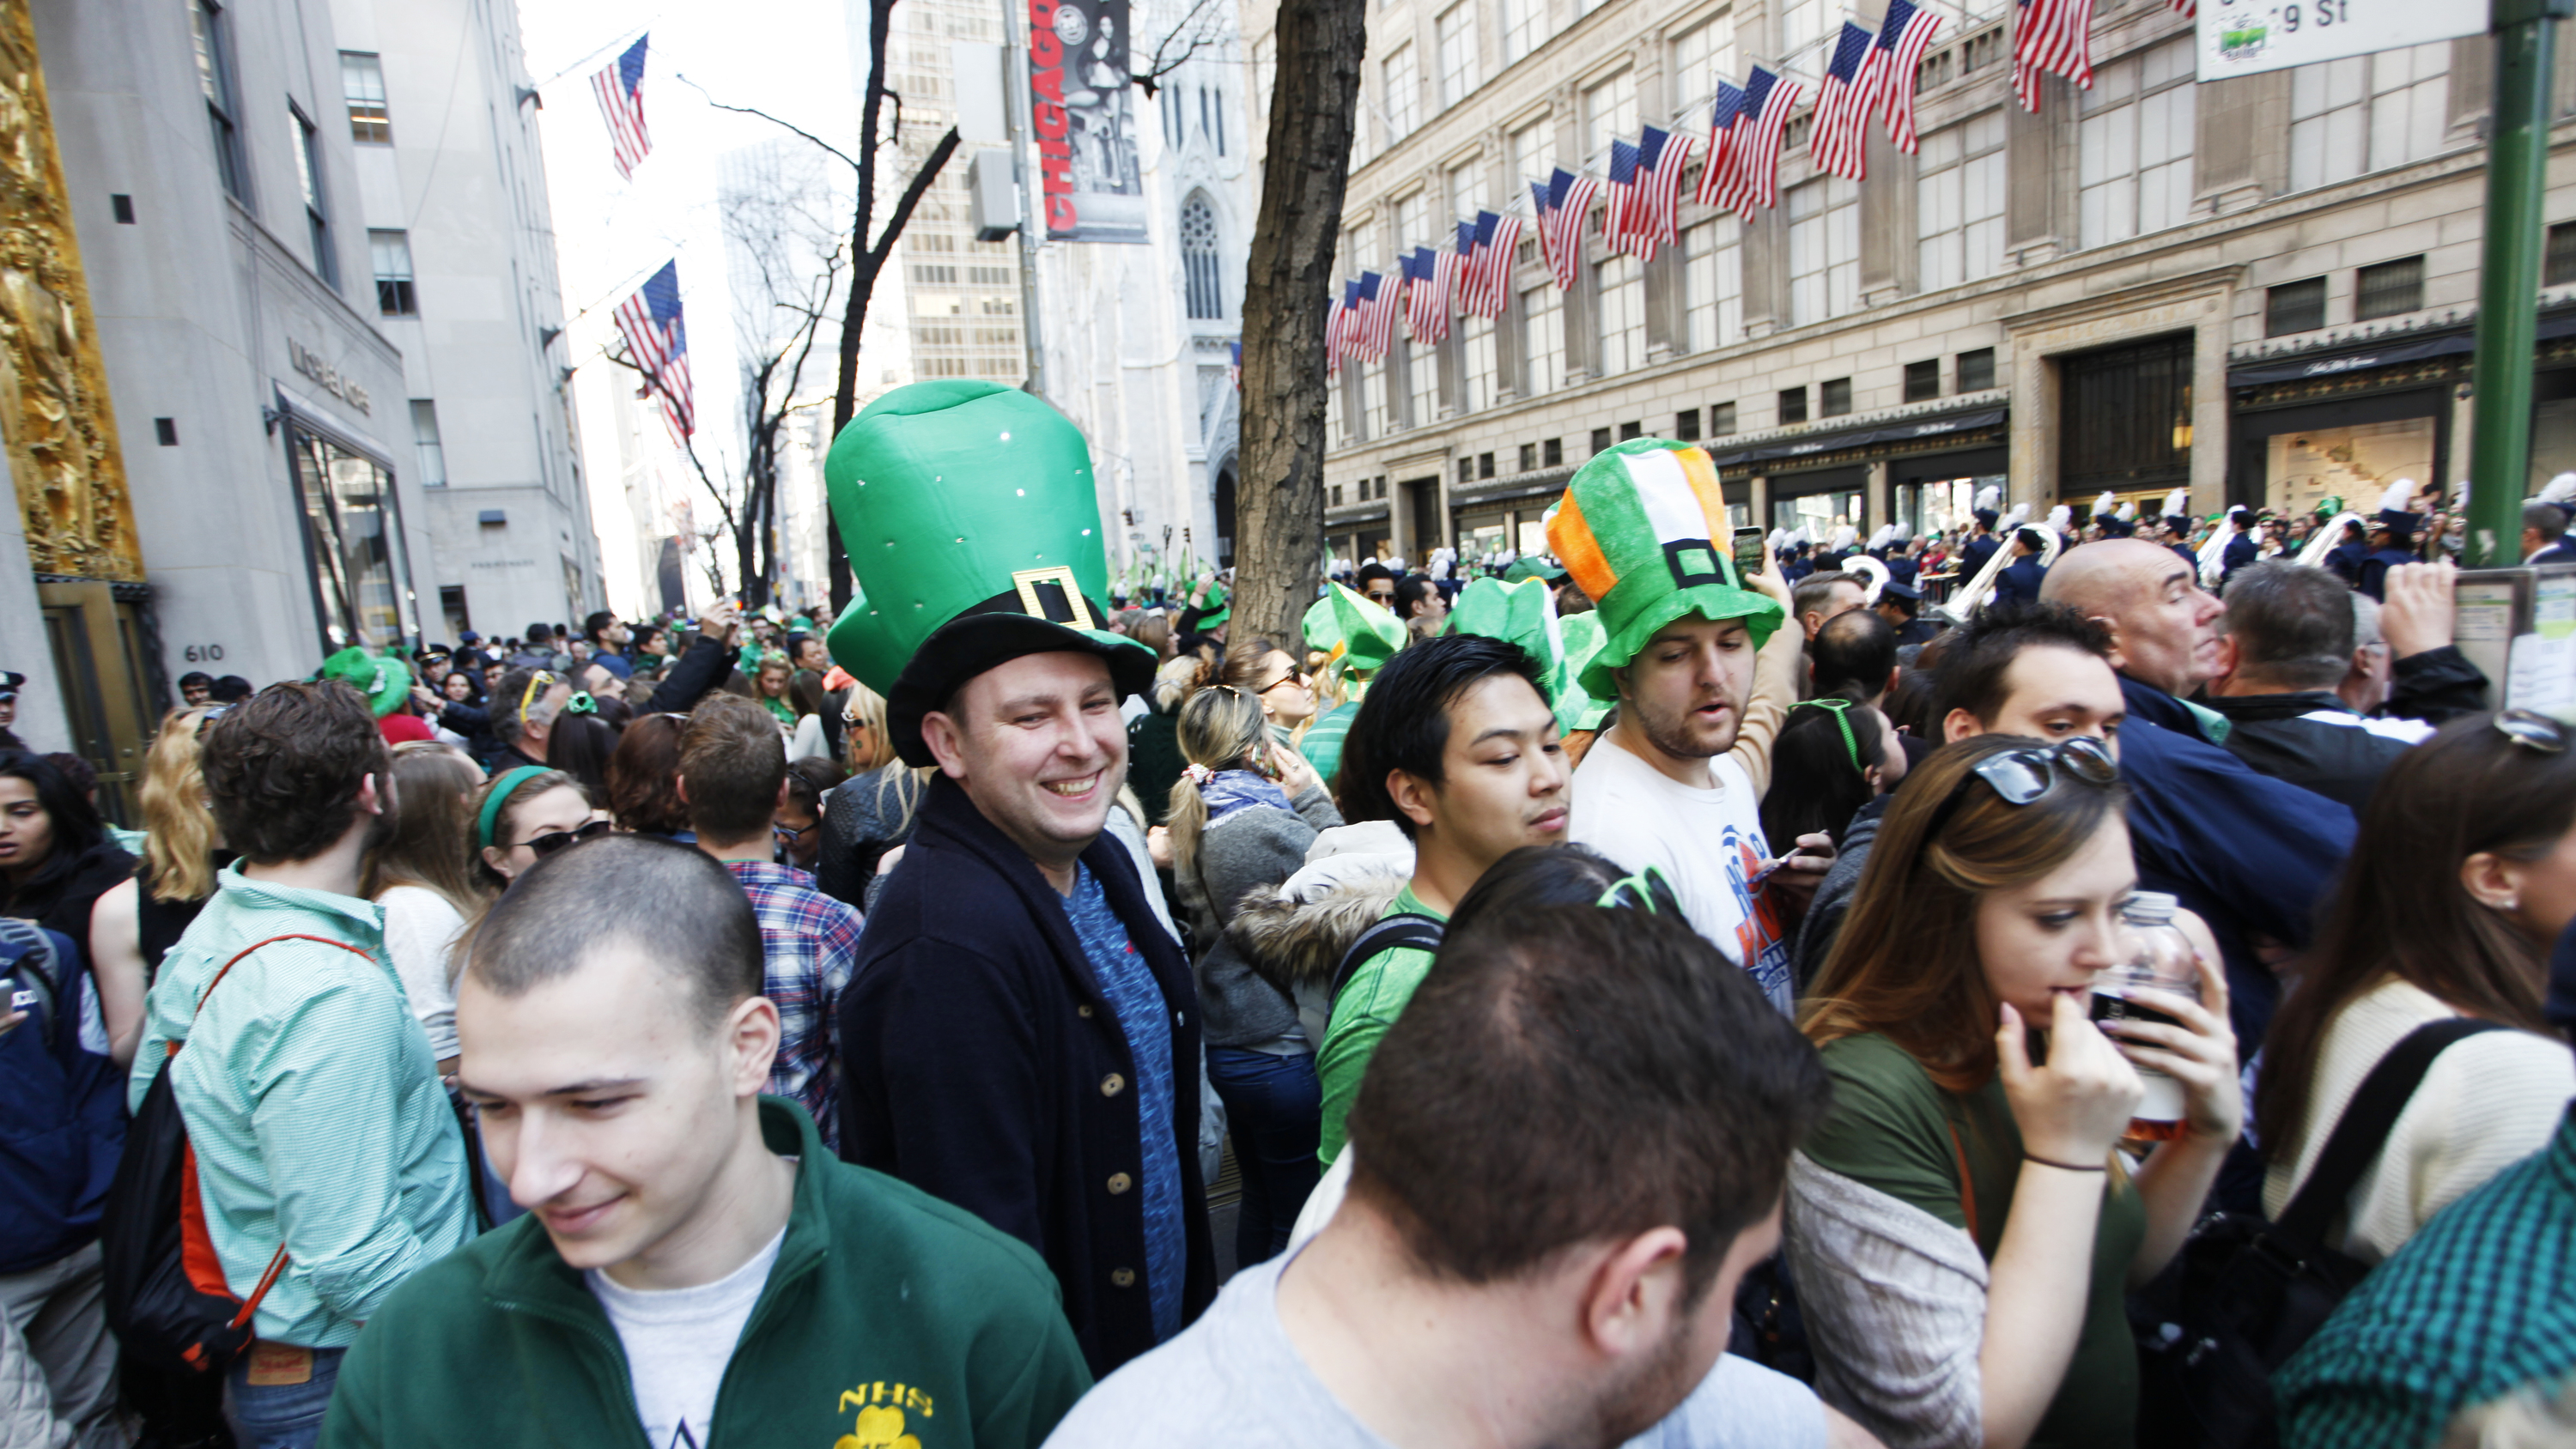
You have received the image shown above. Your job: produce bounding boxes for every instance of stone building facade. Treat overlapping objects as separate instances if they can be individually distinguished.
[1255,0,2573,568]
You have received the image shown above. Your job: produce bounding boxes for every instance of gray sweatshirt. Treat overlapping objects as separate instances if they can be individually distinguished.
[1176,785,1344,1049]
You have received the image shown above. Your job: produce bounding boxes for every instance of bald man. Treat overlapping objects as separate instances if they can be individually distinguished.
[2041,540,2354,1055]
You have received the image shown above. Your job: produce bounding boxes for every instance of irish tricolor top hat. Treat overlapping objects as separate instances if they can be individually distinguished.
[823,380,1154,766]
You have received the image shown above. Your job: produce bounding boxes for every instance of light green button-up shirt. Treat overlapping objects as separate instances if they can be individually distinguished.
[130,862,476,1348]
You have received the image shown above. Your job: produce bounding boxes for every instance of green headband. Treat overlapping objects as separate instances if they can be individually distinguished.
[1799,697,1867,776]
[477,765,551,851]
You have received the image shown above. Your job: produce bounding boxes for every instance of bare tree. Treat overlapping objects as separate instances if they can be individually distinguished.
[1234,0,1366,644]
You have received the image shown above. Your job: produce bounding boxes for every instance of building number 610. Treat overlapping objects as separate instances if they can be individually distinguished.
[2282,0,2349,28]
[183,645,226,662]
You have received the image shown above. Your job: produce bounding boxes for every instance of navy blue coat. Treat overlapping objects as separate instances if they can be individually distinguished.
[2221,532,2260,582]
[2533,538,2576,568]
[0,922,123,1275]
[839,774,1214,1375]
[1959,534,2001,579]
[2354,545,2417,601]
[2115,676,2354,1050]
[1991,557,2048,609]
[2325,539,2368,585]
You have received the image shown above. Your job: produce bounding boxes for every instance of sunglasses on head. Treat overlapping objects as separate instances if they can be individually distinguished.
[1923,735,2118,840]
[513,818,612,858]
[2496,708,2569,755]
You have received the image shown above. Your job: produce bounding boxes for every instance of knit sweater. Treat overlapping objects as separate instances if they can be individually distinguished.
[2264,976,2576,1264]
[1174,785,1343,1049]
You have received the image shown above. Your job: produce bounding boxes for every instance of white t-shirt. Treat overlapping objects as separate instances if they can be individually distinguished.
[1570,735,1795,1014]
[586,1228,786,1449]
[376,884,466,1062]
[1043,1250,1826,1449]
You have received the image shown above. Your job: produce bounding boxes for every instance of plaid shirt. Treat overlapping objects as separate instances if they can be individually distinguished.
[725,861,862,1151]
[2276,1101,2576,1449]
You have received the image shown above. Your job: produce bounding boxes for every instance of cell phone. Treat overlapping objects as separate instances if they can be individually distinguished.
[1,977,30,1013]
[1732,527,1766,580]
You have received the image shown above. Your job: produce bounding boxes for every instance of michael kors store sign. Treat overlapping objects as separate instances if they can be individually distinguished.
[289,338,372,415]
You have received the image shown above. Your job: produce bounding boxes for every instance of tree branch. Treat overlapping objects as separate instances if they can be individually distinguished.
[871,126,961,263]
[672,74,863,172]
[1135,0,1224,94]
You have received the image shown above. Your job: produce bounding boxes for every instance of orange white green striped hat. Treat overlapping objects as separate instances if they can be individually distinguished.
[1546,438,1782,696]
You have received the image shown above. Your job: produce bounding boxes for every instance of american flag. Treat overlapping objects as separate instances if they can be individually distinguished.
[1229,341,1242,389]
[1695,81,1747,211]
[1870,0,1944,153]
[2013,0,2095,112]
[1352,270,1399,361]
[1732,67,1803,213]
[1530,168,1599,292]
[613,260,692,440]
[591,34,652,180]
[1402,247,1454,344]
[1461,210,1518,318]
[1328,279,1359,373]
[1606,126,1696,261]
[1809,23,1877,182]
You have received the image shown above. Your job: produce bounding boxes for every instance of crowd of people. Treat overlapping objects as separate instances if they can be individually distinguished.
[3,379,2574,1449]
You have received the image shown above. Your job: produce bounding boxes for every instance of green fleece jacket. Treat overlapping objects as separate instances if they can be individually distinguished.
[320,1098,1091,1449]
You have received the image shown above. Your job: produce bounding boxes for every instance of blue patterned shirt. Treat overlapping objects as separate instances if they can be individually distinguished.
[2277,1101,2576,1449]
[725,861,861,1152]
[1062,862,1185,1342]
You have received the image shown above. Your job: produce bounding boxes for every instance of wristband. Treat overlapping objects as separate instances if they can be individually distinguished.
[2023,1153,2108,1173]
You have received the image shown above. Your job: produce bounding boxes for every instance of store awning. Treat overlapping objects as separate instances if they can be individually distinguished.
[1702,408,2008,469]
[2227,311,2576,387]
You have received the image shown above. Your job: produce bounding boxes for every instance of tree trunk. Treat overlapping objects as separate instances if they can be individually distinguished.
[1234,0,1365,646]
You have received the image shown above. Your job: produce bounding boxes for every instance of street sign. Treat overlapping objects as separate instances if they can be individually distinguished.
[2196,0,2484,77]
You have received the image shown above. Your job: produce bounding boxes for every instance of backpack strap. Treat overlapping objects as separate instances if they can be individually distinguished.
[2275,1016,2508,1246]
[1329,913,1446,1006]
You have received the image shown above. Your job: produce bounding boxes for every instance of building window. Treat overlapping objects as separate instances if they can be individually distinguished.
[1683,215,1742,353]
[2355,256,2425,320]
[2060,332,2193,496]
[1519,442,1538,471]
[1779,0,1829,58]
[1582,70,1638,162]
[1365,359,1391,439]
[1820,379,1852,417]
[191,0,247,201]
[1437,3,1479,107]
[1458,458,1476,486]
[410,400,447,488]
[1521,285,1563,397]
[1668,15,1736,118]
[1461,312,1495,414]
[2288,43,2452,194]
[1957,348,1996,391]
[1788,176,1859,327]
[342,52,391,143]
[1917,110,2004,291]
[1182,193,1223,318]
[1163,85,1184,149]
[1676,409,1702,441]
[1590,427,1613,454]
[1501,0,1547,64]
[291,106,337,288]
[290,425,418,651]
[1710,401,1738,434]
[1384,44,1419,142]
[2550,222,2576,288]
[369,230,416,316]
[1905,359,1941,401]
[2267,276,2327,336]
[1618,420,1643,440]
[1508,118,1549,199]
[1406,337,1437,427]
[2078,39,2195,251]
[1479,452,1495,478]
[1542,438,1563,466]
[1781,386,1809,424]
[1597,252,1644,376]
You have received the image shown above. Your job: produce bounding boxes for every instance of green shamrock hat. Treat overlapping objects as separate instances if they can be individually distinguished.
[1555,612,1614,731]
[1446,576,1583,732]
[1546,438,1781,697]
[317,646,410,718]
[824,379,1154,766]
[1501,555,1568,586]
[1194,580,1230,631]
[1302,582,1407,682]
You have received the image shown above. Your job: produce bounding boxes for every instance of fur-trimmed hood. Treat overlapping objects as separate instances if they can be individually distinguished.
[1224,819,1415,1031]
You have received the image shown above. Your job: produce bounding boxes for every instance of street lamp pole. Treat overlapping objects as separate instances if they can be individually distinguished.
[2467,0,2571,565]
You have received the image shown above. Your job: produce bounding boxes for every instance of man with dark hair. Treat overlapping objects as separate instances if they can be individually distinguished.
[2205,561,2421,811]
[179,670,214,706]
[131,682,474,1446]
[1990,527,2050,608]
[2526,496,2576,566]
[680,694,861,1149]
[325,835,1091,1449]
[784,632,829,675]
[829,381,1211,1376]
[1354,561,1399,611]
[2043,540,2355,1049]
[1790,571,1864,642]
[2220,506,2261,583]
[1959,507,2002,579]
[1872,579,1935,647]
[1391,573,1448,630]
[1049,904,1859,1448]
[582,609,634,680]
[1315,634,1571,1164]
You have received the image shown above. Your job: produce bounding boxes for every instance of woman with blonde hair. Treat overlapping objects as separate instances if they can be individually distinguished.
[1217,638,1319,746]
[753,650,796,728]
[816,679,935,910]
[1789,734,2240,1449]
[1167,683,1340,1264]
[363,743,490,1070]
[85,705,222,1064]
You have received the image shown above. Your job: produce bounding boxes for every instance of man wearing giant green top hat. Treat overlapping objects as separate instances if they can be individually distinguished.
[822,380,1212,1374]
[1551,438,1827,1015]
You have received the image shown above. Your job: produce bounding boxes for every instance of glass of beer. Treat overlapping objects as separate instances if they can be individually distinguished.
[2091,891,2198,1142]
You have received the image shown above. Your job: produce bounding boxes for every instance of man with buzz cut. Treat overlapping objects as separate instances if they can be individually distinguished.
[826,380,1212,1376]
[321,834,1092,1449]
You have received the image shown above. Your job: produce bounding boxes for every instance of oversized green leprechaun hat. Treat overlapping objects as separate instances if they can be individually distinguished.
[1302,582,1407,684]
[1446,576,1613,733]
[824,379,1154,765]
[823,584,909,698]
[317,646,411,718]
[1501,555,1568,586]
[1546,439,1781,697]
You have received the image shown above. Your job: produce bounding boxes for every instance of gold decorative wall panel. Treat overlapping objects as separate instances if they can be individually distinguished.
[0,0,139,581]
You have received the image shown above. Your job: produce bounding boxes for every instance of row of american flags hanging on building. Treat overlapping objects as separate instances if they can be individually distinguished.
[1325,0,2193,373]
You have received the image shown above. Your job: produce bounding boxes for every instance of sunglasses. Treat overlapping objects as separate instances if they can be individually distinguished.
[1597,864,1683,916]
[2497,708,2569,754]
[513,818,612,858]
[1924,735,2118,840]
[774,820,819,844]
